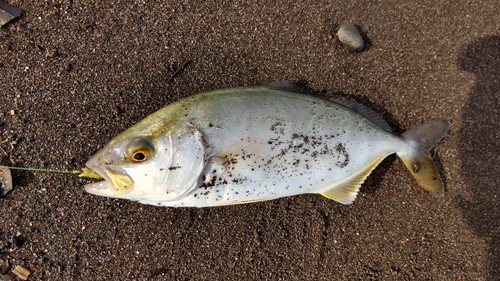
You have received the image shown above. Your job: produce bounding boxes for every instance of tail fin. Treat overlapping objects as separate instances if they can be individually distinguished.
[396,120,450,197]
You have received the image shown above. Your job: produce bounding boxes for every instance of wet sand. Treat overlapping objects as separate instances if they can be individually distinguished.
[1,1,499,280]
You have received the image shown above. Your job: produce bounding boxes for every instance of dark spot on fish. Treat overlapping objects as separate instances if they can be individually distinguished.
[168,166,181,170]
[335,142,349,168]
[277,149,287,157]
[412,162,421,173]
[270,122,285,135]
[320,145,330,155]
[208,123,214,127]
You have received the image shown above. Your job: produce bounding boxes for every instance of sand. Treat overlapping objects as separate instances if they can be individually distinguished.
[1,0,499,280]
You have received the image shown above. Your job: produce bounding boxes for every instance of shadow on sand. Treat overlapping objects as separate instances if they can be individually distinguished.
[458,35,500,279]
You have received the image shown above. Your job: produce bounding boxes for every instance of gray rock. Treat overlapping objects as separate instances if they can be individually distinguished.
[0,1,22,27]
[1,274,14,281]
[0,167,12,198]
[337,23,365,52]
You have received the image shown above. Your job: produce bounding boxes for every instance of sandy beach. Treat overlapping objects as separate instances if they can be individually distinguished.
[1,0,499,280]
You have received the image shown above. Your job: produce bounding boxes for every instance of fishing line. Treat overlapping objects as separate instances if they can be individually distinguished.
[0,166,101,178]
[0,166,81,175]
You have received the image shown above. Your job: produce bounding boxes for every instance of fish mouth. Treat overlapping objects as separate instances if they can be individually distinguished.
[84,163,134,196]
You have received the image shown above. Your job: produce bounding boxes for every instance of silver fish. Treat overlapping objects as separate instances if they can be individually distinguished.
[84,86,449,207]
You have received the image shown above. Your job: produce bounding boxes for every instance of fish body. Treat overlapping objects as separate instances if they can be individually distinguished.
[85,86,449,207]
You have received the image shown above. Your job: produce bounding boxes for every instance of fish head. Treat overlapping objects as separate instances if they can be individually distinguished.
[84,122,208,204]
[84,135,171,199]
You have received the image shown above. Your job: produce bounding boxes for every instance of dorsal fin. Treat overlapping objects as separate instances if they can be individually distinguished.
[330,97,393,133]
[267,82,392,132]
[267,81,302,93]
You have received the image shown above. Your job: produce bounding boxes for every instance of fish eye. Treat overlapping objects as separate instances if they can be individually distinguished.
[132,151,147,162]
[126,137,155,163]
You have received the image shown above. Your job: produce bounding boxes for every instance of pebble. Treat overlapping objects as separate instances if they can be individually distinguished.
[0,258,10,275]
[0,1,22,27]
[1,274,14,281]
[0,167,12,198]
[337,23,365,52]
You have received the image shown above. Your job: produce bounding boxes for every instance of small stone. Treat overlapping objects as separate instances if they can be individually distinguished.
[2,274,14,281]
[0,257,10,275]
[0,1,22,27]
[0,167,12,198]
[337,23,365,52]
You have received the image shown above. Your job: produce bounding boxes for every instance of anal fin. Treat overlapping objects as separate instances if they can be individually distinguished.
[321,155,388,204]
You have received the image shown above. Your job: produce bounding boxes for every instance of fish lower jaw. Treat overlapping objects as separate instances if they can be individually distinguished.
[85,163,135,196]
[83,162,122,196]
[84,180,113,195]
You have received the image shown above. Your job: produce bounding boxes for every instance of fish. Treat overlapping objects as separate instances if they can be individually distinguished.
[84,85,449,207]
